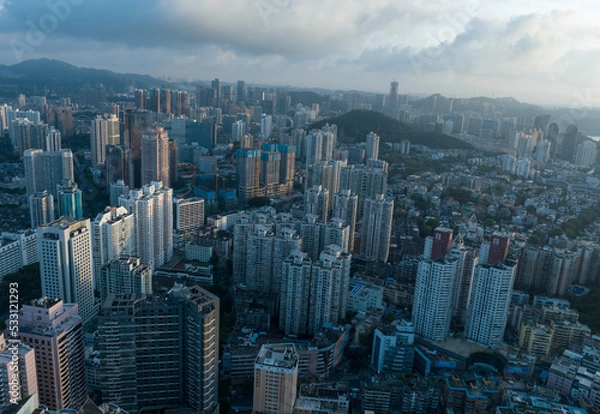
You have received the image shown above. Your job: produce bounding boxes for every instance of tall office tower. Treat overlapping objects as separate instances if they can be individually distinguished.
[44,126,61,152]
[211,78,221,107]
[235,149,261,202]
[231,119,247,138]
[388,81,399,118]
[161,88,171,114]
[309,245,351,335]
[24,149,74,196]
[29,191,55,228]
[237,80,246,104]
[279,251,312,335]
[119,182,173,269]
[98,285,219,414]
[57,180,83,219]
[464,260,517,346]
[98,256,152,302]
[424,227,454,260]
[92,206,135,288]
[174,197,205,230]
[105,144,134,187]
[371,320,415,374]
[0,333,37,406]
[141,127,170,187]
[260,114,272,139]
[37,218,95,323]
[479,232,511,265]
[134,89,145,110]
[321,131,336,161]
[366,131,380,161]
[260,150,281,197]
[332,190,358,251]
[305,185,330,223]
[18,298,86,410]
[277,143,295,193]
[90,114,119,166]
[360,194,394,262]
[253,343,299,414]
[561,124,579,163]
[305,131,323,165]
[412,258,459,341]
[149,88,161,113]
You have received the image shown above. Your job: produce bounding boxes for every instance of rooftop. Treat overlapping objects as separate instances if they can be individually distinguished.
[256,343,299,369]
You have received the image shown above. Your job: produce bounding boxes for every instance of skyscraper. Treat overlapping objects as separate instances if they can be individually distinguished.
[388,80,399,118]
[37,218,95,323]
[91,206,135,288]
[332,190,358,251]
[412,258,459,341]
[235,149,261,202]
[90,114,119,166]
[45,126,61,152]
[23,149,74,196]
[464,260,517,346]
[98,285,219,414]
[360,194,394,262]
[279,251,312,335]
[56,180,83,219]
[260,150,281,197]
[424,227,454,261]
[260,113,272,139]
[0,332,37,406]
[305,185,330,223]
[118,182,173,269]
[479,231,510,266]
[253,343,299,414]
[366,131,380,161]
[98,256,152,302]
[237,80,246,104]
[18,298,87,410]
[141,127,170,187]
[29,191,55,229]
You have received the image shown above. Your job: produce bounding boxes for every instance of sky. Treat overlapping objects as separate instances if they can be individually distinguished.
[0,0,599,106]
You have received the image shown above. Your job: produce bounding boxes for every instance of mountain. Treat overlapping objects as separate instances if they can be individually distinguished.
[308,109,473,150]
[0,59,163,97]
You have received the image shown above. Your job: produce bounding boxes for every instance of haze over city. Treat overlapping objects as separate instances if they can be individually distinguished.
[0,0,599,106]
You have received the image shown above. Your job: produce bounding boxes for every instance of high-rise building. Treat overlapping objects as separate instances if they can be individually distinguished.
[237,80,246,104]
[91,206,135,288]
[173,197,205,230]
[309,245,351,335]
[260,113,272,139]
[360,194,394,262]
[105,145,134,187]
[56,180,83,220]
[149,88,160,113]
[44,126,61,152]
[479,232,510,266]
[23,149,74,196]
[119,182,173,269]
[464,260,517,346]
[279,251,312,335]
[29,191,55,229]
[98,256,152,302]
[0,230,38,279]
[98,285,219,414]
[305,131,323,165]
[388,81,399,118]
[211,78,221,107]
[305,185,329,223]
[260,150,281,198]
[332,190,358,252]
[17,298,87,410]
[37,218,95,323]
[235,149,261,202]
[366,132,380,161]
[339,161,388,219]
[0,332,37,406]
[424,227,454,260]
[90,114,119,166]
[231,119,247,138]
[412,258,459,341]
[141,127,170,187]
[253,343,299,414]
[134,89,145,110]
[372,320,415,373]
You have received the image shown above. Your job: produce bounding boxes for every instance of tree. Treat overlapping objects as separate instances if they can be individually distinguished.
[247,197,271,208]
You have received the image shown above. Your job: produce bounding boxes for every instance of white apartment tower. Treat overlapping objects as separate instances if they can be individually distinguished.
[464,261,517,346]
[360,194,394,262]
[90,114,119,166]
[366,131,380,161]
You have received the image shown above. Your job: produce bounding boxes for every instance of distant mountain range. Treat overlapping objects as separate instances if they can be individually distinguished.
[0,59,599,135]
[0,59,163,96]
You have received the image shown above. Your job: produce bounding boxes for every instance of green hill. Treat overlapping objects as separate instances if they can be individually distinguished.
[308,110,473,150]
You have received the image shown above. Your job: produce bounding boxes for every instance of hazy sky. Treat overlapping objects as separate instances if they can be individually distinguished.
[0,0,598,106]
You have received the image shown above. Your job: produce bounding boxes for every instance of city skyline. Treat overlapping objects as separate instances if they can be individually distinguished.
[0,1,597,106]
